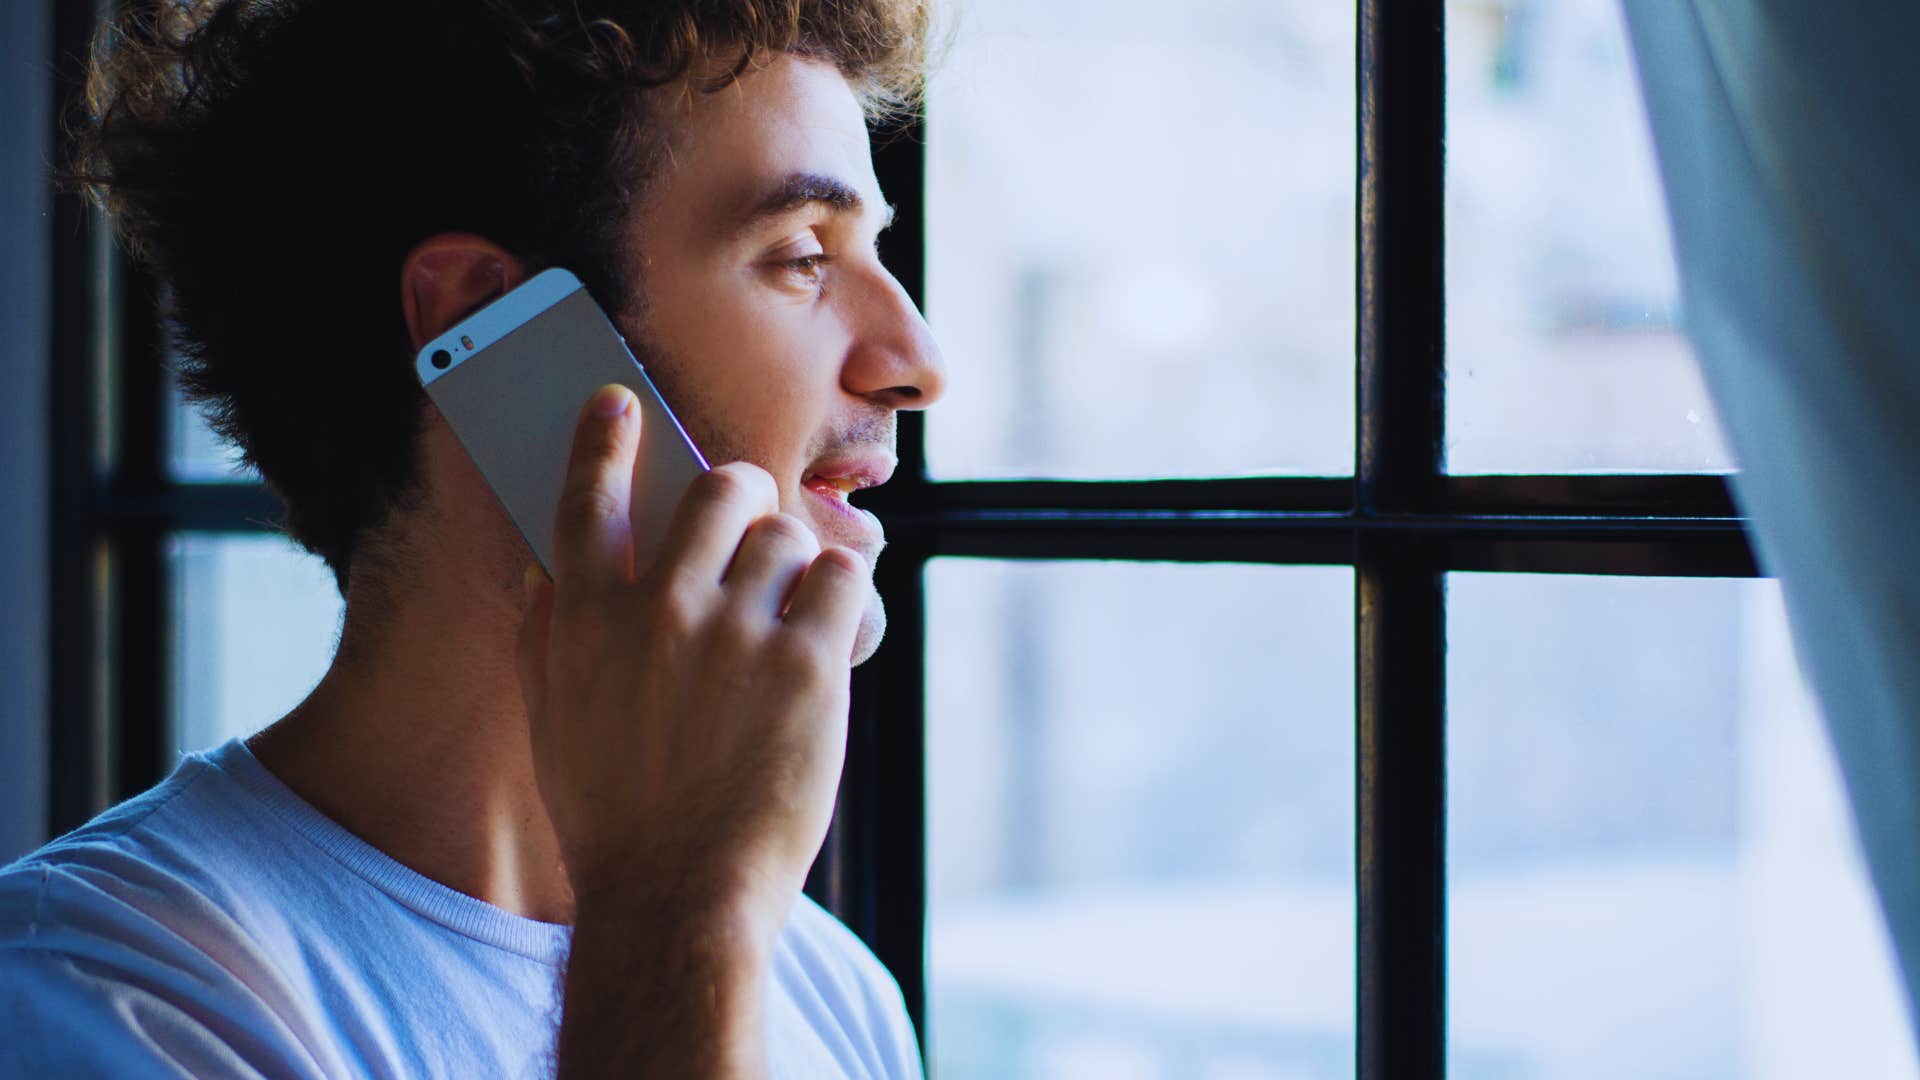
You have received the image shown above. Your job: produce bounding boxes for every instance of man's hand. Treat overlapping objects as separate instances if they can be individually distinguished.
[516,383,868,1077]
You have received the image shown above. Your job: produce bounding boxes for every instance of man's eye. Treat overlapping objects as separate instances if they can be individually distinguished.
[763,249,830,296]
[781,254,830,279]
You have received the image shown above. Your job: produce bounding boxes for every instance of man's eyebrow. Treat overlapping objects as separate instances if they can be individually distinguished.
[726,171,896,236]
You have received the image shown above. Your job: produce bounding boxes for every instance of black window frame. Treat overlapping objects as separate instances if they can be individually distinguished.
[45,3,1756,1077]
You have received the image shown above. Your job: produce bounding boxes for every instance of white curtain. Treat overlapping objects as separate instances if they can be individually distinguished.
[1621,1,1920,1026]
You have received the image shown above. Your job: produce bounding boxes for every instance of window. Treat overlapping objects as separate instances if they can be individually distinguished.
[1447,575,1908,1077]
[1444,0,1732,472]
[925,561,1356,1075]
[169,533,340,754]
[45,3,1911,1078]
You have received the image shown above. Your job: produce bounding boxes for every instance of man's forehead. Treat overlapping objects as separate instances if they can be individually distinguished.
[643,55,882,232]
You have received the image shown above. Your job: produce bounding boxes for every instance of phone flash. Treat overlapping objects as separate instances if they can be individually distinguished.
[460,336,474,350]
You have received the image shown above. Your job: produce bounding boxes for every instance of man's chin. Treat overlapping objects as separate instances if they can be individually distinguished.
[850,587,887,667]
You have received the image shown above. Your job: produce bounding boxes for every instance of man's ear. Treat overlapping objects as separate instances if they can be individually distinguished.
[400,235,531,352]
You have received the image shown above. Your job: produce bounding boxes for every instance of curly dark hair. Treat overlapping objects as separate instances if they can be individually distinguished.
[68,0,930,590]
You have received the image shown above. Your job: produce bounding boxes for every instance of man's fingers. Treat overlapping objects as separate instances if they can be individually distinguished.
[722,513,821,619]
[650,463,781,587]
[552,384,642,590]
[781,547,867,662]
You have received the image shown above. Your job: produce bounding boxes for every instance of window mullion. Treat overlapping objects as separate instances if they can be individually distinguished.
[46,0,114,837]
[107,252,171,802]
[1356,2,1448,1079]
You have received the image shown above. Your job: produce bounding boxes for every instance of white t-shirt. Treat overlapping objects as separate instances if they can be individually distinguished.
[0,738,921,1079]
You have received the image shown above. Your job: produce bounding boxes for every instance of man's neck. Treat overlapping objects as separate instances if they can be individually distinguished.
[247,555,575,924]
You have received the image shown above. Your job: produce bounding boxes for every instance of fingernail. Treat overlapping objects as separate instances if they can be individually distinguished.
[523,563,547,592]
[588,383,634,418]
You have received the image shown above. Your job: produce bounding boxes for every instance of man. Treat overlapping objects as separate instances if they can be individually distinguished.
[0,0,945,1076]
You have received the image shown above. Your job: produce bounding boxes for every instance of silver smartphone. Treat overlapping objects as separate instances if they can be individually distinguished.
[416,267,709,575]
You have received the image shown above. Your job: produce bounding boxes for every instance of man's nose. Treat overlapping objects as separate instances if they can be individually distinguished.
[840,266,947,410]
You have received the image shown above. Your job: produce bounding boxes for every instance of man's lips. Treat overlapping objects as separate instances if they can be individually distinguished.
[799,451,894,554]
[800,452,897,501]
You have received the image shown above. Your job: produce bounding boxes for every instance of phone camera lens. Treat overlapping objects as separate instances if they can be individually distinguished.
[430,349,452,370]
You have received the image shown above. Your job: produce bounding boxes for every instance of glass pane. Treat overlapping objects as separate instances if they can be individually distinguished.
[1445,0,1736,473]
[1448,574,1916,1079]
[169,377,256,482]
[927,560,1355,1079]
[925,3,1356,479]
[170,533,342,754]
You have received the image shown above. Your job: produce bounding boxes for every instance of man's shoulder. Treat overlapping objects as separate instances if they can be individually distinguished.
[10,750,216,862]
[0,742,272,958]
[773,895,923,1076]
[782,893,899,993]
[0,747,324,1076]
[0,779,339,1080]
